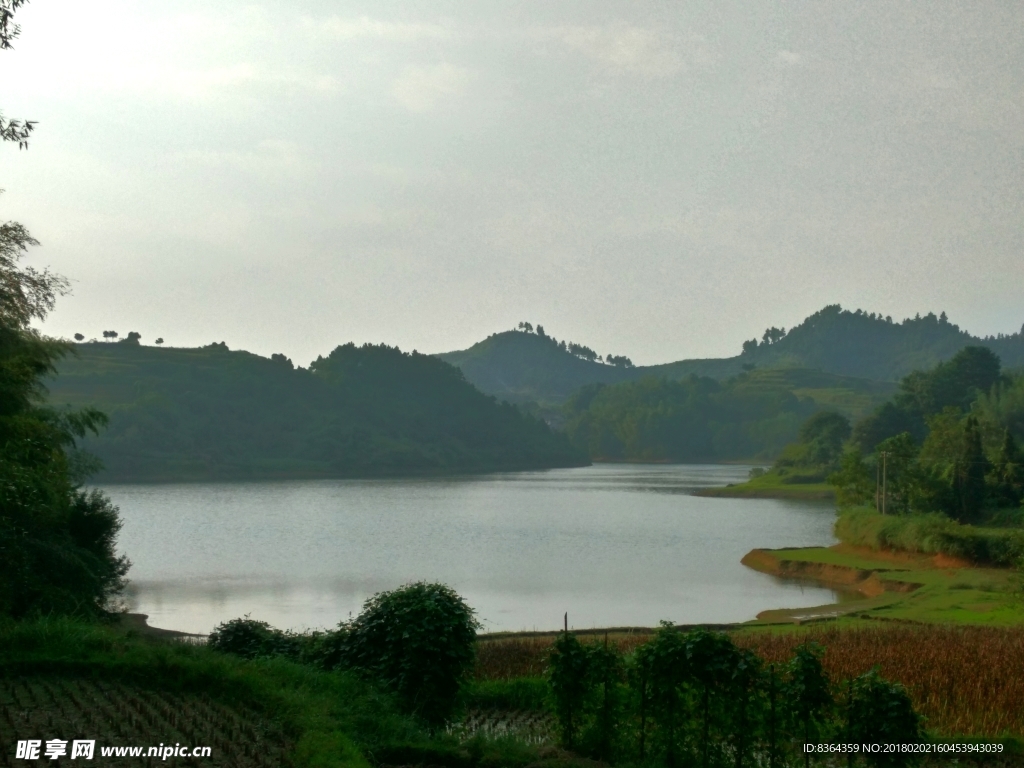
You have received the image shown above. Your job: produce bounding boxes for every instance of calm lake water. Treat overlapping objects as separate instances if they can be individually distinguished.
[103,464,839,635]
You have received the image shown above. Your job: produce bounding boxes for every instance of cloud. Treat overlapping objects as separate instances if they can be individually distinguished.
[545,24,690,78]
[391,63,470,112]
[302,15,450,42]
[176,140,309,177]
[776,50,803,66]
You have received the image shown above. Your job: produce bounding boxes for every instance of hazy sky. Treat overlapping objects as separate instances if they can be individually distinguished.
[2,1,1022,365]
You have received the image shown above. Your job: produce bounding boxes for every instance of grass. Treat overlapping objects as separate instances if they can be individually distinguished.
[695,470,835,499]
[835,507,1024,567]
[0,618,422,768]
[741,542,1024,626]
[0,619,607,768]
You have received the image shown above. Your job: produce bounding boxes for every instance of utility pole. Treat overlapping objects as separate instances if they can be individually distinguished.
[875,459,880,513]
[881,451,887,516]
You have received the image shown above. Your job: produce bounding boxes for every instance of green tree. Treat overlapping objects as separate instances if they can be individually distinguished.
[1,6,128,617]
[636,622,690,768]
[875,433,920,515]
[845,669,922,768]
[799,411,852,468]
[989,429,1023,508]
[784,643,833,767]
[341,582,479,726]
[828,449,874,507]
[0,230,128,616]
[952,415,988,523]
[684,629,741,768]
[548,630,592,750]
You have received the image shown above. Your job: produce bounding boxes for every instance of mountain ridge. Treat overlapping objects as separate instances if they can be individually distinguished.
[436,305,1024,405]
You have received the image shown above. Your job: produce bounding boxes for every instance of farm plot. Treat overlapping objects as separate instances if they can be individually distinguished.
[0,678,289,767]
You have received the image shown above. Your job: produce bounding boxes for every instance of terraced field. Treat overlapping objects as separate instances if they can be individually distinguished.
[0,678,289,767]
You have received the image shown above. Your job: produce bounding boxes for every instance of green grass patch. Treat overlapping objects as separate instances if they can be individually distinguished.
[460,678,550,712]
[835,507,1024,566]
[697,470,835,499]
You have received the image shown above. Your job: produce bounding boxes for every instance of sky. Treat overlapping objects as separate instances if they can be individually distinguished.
[1,0,1022,366]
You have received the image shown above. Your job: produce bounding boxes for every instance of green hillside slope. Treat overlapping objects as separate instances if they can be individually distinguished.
[438,306,1024,405]
[437,331,636,405]
[738,305,1024,381]
[47,341,588,482]
[562,368,895,462]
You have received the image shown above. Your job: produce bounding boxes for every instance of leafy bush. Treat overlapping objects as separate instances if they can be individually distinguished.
[208,617,303,660]
[835,508,1024,566]
[845,669,922,767]
[343,582,480,726]
[208,583,480,727]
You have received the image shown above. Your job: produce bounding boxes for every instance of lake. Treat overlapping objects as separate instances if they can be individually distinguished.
[104,464,840,635]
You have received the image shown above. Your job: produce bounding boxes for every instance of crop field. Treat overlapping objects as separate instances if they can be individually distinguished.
[476,624,1024,738]
[448,709,556,745]
[0,677,289,767]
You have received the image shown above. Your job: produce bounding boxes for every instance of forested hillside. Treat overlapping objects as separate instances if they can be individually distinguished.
[737,306,1024,381]
[438,306,1024,406]
[47,341,588,481]
[562,368,894,462]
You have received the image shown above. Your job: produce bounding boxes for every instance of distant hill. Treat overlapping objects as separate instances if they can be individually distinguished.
[437,306,1024,405]
[562,367,896,462]
[48,341,588,482]
[738,306,1024,381]
[437,331,638,405]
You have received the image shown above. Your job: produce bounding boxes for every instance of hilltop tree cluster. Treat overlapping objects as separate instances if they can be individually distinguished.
[516,321,634,368]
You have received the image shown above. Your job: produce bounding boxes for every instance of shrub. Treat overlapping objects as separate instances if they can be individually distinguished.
[845,669,922,767]
[343,582,479,726]
[835,508,1024,566]
[207,617,302,660]
[547,631,591,750]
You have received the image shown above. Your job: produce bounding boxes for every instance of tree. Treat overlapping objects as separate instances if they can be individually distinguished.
[784,643,833,768]
[341,582,479,726]
[155,337,164,345]
[606,354,635,369]
[0,2,129,618]
[73,333,83,341]
[845,669,921,767]
[0,235,129,616]
[124,331,141,344]
[549,630,592,750]
[829,449,873,507]
[1,1,35,149]
[952,415,988,523]
[102,330,118,340]
[875,432,920,515]
[989,429,1023,508]
[798,411,851,470]
[741,338,758,355]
